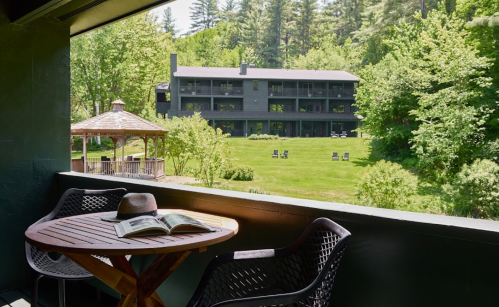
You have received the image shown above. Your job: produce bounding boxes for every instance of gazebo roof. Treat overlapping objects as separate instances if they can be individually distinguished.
[71,100,168,137]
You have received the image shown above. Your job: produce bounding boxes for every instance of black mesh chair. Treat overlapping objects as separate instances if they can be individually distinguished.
[25,188,128,307]
[186,217,351,307]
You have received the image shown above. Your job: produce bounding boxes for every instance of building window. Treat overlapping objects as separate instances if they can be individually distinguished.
[253,80,258,91]
[269,104,284,113]
[330,104,345,113]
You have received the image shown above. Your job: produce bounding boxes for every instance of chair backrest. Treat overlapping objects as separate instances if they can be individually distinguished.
[333,152,338,158]
[273,150,278,155]
[278,218,350,301]
[344,152,349,158]
[41,188,128,223]
[342,131,347,136]
[189,218,351,307]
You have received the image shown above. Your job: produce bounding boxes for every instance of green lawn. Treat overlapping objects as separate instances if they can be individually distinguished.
[73,136,443,213]
[224,137,375,204]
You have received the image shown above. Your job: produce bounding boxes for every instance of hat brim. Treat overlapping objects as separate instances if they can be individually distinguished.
[100,211,165,222]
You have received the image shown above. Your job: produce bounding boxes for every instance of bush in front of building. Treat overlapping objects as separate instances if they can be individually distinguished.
[248,134,283,140]
[221,166,254,181]
[356,160,418,209]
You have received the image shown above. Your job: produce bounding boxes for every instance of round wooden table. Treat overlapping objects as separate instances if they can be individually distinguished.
[25,209,239,307]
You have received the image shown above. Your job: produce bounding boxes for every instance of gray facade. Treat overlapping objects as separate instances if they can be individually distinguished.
[158,54,360,137]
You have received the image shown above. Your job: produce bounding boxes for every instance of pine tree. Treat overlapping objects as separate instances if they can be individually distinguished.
[189,0,220,34]
[262,0,294,67]
[162,7,178,37]
[296,0,318,55]
[220,0,238,22]
[239,0,265,51]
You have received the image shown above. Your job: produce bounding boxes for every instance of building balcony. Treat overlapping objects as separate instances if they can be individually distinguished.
[12,172,497,307]
[179,86,212,95]
[330,88,355,98]
[268,88,297,96]
[176,110,358,120]
[212,86,244,96]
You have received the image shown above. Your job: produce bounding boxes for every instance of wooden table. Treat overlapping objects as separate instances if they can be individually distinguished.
[25,209,239,307]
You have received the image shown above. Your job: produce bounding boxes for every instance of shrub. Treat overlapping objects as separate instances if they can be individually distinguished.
[221,166,254,181]
[249,187,270,195]
[248,134,284,140]
[447,159,499,219]
[356,160,418,209]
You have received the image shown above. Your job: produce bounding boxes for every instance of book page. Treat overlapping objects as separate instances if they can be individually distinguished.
[160,214,216,233]
[115,215,168,237]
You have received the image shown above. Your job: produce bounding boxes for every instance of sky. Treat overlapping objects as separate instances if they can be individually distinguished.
[150,0,196,36]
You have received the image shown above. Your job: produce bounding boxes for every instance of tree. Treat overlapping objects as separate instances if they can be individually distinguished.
[355,9,493,180]
[162,7,178,37]
[220,0,238,22]
[295,0,318,55]
[71,13,173,118]
[163,113,232,187]
[262,0,295,67]
[189,0,220,34]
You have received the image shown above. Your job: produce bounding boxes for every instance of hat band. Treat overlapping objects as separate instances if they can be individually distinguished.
[117,210,158,220]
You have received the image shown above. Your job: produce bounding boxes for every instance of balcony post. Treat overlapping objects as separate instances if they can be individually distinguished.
[83,134,87,173]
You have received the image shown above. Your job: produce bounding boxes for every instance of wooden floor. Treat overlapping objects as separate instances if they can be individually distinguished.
[0,279,119,307]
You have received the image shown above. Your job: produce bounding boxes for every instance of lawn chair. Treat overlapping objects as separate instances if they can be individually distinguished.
[342,152,350,161]
[272,150,279,158]
[281,150,288,159]
[341,131,347,138]
[25,188,128,307]
[331,131,338,138]
[332,152,339,160]
[186,217,351,307]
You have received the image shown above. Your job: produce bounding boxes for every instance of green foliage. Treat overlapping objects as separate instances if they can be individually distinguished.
[221,166,254,181]
[248,187,270,195]
[356,9,494,180]
[356,160,418,209]
[447,159,499,219]
[71,12,173,117]
[247,134,284,140]
[164,113,232,187]
[189,0,220,33]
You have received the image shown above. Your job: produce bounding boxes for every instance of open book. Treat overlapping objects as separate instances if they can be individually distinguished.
[114,214,217,238]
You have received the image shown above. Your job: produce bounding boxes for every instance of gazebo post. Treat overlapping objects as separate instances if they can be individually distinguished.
[83,134,87,174]
[111,137,118,161]
[120,136,126,176]
[153,137,158,178]
[161,136,165,159]
[142,136,149,159]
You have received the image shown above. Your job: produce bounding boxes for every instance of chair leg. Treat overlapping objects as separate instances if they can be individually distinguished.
[58,279,66,307]
[31,272,43,307]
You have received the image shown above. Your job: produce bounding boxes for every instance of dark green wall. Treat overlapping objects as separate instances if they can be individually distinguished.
[0,8,70,288]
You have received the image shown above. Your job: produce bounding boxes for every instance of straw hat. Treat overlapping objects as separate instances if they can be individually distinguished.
[100,193,162,222]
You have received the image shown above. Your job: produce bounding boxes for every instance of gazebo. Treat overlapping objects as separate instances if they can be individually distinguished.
[71,100,168,179]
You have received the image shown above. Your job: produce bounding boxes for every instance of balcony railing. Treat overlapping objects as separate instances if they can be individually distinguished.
[212,86,244,96]
[179,86,212,95]
[268,88,297,96]
[71,157,165,179]
[329,88,355,98]
[55,172,499,307]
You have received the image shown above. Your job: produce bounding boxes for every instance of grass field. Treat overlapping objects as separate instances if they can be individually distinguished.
[223,137,375,204]
[73,136,443,212]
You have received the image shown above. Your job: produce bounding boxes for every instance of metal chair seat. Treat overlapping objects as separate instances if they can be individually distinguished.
[25,188,127,307]
[186,217,351,307]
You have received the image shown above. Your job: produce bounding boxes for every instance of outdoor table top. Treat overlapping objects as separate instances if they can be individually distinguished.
[25,209,239,256]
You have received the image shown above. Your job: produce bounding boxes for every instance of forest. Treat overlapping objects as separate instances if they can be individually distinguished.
[70,0,499,218]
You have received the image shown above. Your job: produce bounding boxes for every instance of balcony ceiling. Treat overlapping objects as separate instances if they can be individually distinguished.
[8,0,175,37]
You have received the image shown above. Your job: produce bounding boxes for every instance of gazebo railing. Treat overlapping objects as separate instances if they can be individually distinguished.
[72,157,165,179]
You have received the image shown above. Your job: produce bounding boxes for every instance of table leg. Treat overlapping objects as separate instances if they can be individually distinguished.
[64,251,193,307]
